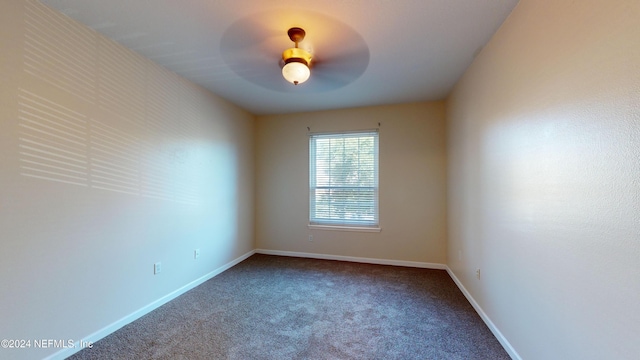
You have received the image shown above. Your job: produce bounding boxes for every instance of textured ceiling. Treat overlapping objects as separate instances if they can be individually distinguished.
[41,0,519,115]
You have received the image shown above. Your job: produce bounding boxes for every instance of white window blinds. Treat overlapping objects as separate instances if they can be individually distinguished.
[309,131,379,227]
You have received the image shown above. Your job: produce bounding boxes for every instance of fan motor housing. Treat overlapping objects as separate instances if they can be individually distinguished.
[282,48,312,67]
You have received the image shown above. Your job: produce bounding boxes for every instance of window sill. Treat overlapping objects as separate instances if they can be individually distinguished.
[308,224,381,233]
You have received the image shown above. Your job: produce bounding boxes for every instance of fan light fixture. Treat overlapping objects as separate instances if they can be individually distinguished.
[282,27,312,85]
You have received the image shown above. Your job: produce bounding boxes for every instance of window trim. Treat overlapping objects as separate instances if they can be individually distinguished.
[308,224,381,232]
[308,129,379,230]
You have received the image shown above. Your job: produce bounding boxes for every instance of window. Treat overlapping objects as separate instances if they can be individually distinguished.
[309,130,379,229]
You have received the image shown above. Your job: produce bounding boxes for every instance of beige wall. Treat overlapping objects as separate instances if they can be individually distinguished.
[255,102,447,264]
[0,1,254,359]
[446,0,639,359]
[3,0,638,359]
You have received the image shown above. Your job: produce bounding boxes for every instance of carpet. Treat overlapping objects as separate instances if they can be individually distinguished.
[68,254,510,359]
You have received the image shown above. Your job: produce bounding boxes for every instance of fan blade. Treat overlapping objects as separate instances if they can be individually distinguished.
[310,44,370,89]
[220,20,281,59]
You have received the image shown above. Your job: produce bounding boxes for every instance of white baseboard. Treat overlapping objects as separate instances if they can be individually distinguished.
[445,267,521,360]
[45,249,256,360]
[255,249,447,270]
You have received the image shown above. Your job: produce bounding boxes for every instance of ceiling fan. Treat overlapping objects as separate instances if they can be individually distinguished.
[281,27,312,85]
[220,10,370,92]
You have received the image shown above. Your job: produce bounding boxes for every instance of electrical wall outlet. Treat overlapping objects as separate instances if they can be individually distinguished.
[476,268,481,280]
[194,249,200,259]
[154,262,162,275]
[308,235,313,242]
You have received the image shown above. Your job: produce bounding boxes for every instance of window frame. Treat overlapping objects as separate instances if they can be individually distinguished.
[308,130,380,232]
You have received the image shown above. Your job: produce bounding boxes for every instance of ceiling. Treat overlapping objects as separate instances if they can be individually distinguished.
[41,0,519,116]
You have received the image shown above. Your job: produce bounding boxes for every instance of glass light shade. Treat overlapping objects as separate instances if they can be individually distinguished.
[282,62,310,85]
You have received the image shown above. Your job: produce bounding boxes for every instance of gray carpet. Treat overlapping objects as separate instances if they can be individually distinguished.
[68,254,510,359]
